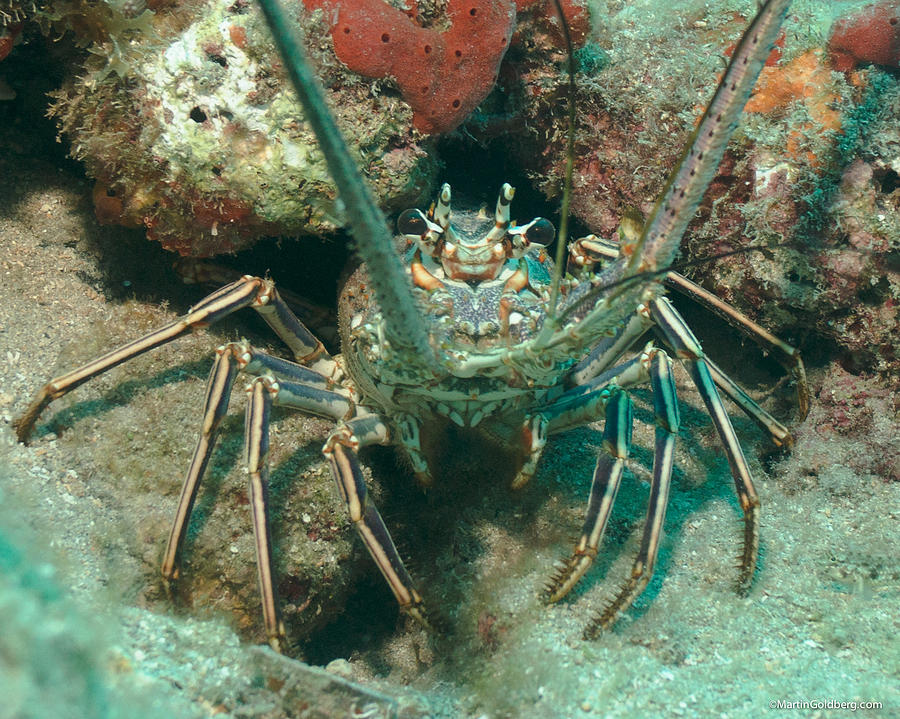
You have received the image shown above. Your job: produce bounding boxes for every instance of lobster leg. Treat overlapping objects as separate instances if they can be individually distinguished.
[544,350,681,638]
[161,341,352,597]
[242,375,287,652]
[161,342,241,589]
[650,297,760,592]
[542,354,647,434]
[14,276,338,443]
[544,388,633,602]
[584,351,679,637]
[664,271,808,419]
[692,353,792,448]
[511,414,549,490]
[572,234,807,425]
[323,417,429,628]
[565,310,653,388]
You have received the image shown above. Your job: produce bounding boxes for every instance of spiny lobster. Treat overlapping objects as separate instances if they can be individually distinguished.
[14,0,806,650]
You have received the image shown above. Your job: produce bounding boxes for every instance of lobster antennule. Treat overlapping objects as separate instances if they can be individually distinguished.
[256,0,439,372]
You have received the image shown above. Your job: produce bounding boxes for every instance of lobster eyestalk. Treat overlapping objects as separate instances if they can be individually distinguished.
[256,0,440,372]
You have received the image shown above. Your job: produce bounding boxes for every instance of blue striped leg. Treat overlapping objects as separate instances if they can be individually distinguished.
[544,389,633,603]
[323,417,429,628]
[700,354,792,448]
[663,271,808,420]
[584,351,679,637]
[161,341,351,594]
[650,297,760,592]
[565,310,653,388]
[572,234,804,441]
[242,368,357,652]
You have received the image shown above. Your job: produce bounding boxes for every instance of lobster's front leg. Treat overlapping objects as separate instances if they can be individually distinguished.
[14,276,340,443]
[572,234,808,425]
[544,389,633,602]
[243,375,288,652]
[183,364,352,654]
[540,350,681,637]
[323,416,430,628]
[162,341,352,601]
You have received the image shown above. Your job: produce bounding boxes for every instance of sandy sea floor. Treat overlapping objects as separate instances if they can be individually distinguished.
[2,29,899,719]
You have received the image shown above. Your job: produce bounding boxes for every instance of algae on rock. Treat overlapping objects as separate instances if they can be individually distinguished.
[48,0,438,256]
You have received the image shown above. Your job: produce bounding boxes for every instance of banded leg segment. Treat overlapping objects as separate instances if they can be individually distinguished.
[544,389,633,603]
[161,341,352,594]
[664,271,808,419]
[651,297,760,591]
[585,351,679,637]
[323,417,429,627]
[511,414,549,490]
[701,354,792,448]
[14,276,337,443]
[243,375,287,652]
[571,234,807,423]
[565,310,654,388]
[162,343,242,586]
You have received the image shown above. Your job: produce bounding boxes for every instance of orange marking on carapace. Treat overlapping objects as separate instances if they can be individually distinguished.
[410,251,444,291]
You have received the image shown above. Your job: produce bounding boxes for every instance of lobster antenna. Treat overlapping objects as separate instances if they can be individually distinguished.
[545,0,577,320]
[256,0,439,370]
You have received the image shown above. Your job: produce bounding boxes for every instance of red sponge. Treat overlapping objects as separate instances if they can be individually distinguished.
[305,0,516,134]
[828,0,900,72]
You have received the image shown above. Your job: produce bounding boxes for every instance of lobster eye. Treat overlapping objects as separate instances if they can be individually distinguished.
[398,209,429,236]
[524,217,555,246]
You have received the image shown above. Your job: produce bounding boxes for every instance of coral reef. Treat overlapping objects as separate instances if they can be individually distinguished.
[0,523,114,719]
[791,363,899,483]
[498,0,900,378]
[0,486,429,718]
[46,0,439,255]
[828,0,900,72]
[2,4,899,714]
[9,1,897,374]
[298,0,589,134]
[24,0,593,255]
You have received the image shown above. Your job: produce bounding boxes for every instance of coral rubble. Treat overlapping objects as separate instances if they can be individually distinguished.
[48,0,439,255]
